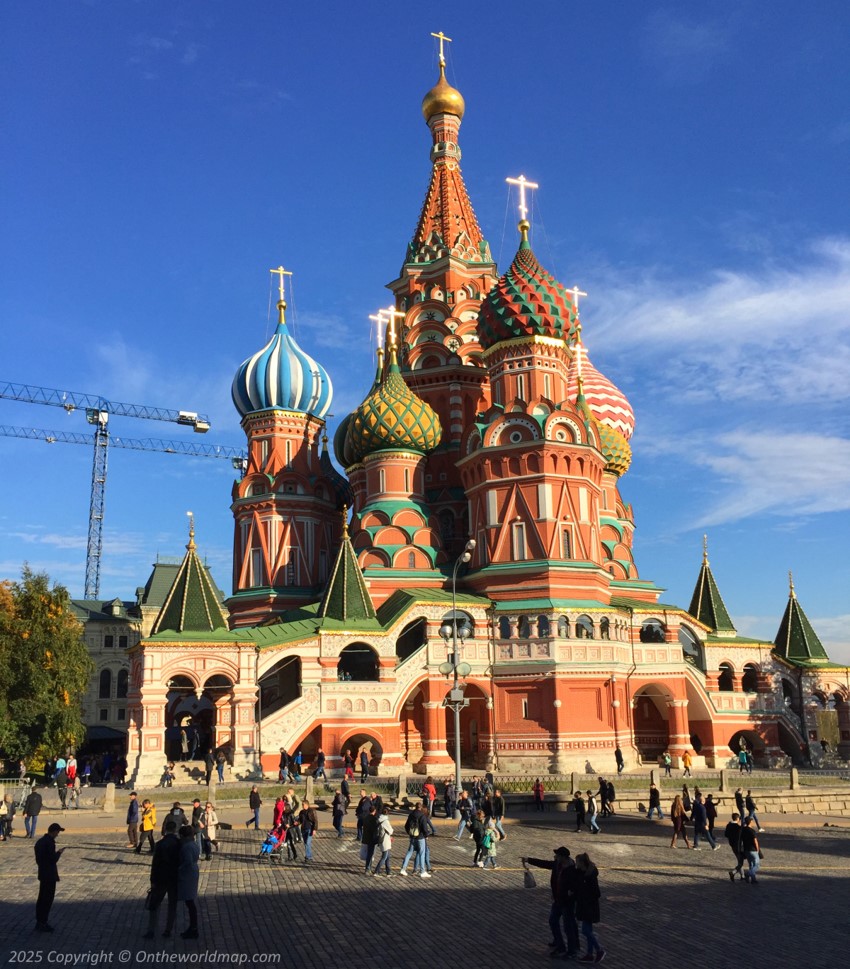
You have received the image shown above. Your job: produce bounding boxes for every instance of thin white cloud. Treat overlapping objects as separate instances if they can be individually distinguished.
[641,9,732,83]
[7,530,87,550]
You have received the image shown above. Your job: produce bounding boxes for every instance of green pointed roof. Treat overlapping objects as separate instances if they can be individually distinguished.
[151,519,228,635]
[317,517,376,622]
[773,573,830,665]
[688,537,736,635]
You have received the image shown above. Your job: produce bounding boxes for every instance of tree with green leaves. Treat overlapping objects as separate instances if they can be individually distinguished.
[0,566,94,760]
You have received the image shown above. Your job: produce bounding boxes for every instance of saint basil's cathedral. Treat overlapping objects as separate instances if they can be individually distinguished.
[127,46,849,783]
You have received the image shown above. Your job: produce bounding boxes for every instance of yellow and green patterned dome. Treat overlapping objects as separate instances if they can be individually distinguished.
[346,348,442,461]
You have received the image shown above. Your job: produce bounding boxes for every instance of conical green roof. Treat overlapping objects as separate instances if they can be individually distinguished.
[773,574,830,665]
[151,521,228,634]
[688,538,736,634]
[318,518,376,622]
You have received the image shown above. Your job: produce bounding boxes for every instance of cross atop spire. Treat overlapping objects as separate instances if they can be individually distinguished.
[270,265,292,302]
[431,30,452,66]
[506,174,539,222]
[569,285,588,316]
[186,510,195,550]
[703,533,709,565]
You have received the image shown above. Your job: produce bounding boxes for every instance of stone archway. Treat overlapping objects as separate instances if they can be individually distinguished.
[340,731,384,775]
[631,685,674,763]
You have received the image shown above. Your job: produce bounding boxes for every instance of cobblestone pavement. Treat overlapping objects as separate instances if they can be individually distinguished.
[1,806,847,969]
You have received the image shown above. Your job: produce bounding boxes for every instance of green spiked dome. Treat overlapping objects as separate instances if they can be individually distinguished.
[151,517,227,635]
[688,537,736,635]
[477,221,578,351]
[346,347,442,462]
[773,573,830,665]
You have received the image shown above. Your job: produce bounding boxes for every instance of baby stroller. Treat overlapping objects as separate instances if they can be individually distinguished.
[257,825,286,864]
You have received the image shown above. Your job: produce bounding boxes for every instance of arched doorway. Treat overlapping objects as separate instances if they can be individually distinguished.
[718,662,735,692]
[443,682,490,768]
[631,686,672,762]
[341,733,384,774]
[729,729,766,765]
[396,618,427,662]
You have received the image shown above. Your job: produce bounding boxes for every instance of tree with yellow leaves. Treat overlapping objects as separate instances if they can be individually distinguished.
[0,567,93,760]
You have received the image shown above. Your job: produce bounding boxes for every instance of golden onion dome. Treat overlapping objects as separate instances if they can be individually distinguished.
[422,62,465,122]
[595,421,632,477]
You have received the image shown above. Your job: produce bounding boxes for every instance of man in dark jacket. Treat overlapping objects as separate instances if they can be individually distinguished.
[361,804,380,873]
[204,750,214,785]
[724,812,744,880]
[355,790,371,842]
[143,819,180,938]
[190,798,206,857]
[444,780,457,819]
[24,788,43,839]
[691,794,718,850]
[126,791,140,849]
[359,749,369,783]
[522,846,579,959]
[246,787,262,829]
[34,822,65,932]
[161,802,188,836]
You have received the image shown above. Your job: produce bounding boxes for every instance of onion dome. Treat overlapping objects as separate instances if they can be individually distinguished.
[232,296,332,419]
[333,413,354,467]
[346,347,442,461]
[477,221,578,351]
[567,344,635,441]
[422,61,465,121]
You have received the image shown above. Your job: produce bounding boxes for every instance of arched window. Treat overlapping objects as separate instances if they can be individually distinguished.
[337,643,379,682]
[575,615,594,639]
[557,616,570,638]
[407,551,416,569]
[640,619,666,643]
[678,626,705,671]
[741,664,759,693]
[537,615,550,638]
[99,669,112,699]
[600,617,610,640]
[519,616,532,638]
[499,616,512,640]
[117,669,128,698]
[718,663,735,692]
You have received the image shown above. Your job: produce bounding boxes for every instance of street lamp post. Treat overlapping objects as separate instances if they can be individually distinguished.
[439,539,476,813]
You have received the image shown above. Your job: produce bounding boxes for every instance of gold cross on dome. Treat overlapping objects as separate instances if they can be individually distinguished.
[369,309,387,348]
[269,265,292,301]
[384,305,405,347]
[569,285,588,314]
[431,31,453,66]
[506,174,539,221]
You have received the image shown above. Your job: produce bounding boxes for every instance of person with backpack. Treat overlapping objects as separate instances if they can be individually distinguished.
[662,751,672,777]
[24,788,43,839]
[399,802,429,878]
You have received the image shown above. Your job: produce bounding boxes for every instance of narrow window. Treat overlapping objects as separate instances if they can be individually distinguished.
[118,635,128,649]
[561,528,572,559]
[512,522,526,560]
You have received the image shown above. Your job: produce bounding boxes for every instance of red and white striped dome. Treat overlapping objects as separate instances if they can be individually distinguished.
[567,345,635,441]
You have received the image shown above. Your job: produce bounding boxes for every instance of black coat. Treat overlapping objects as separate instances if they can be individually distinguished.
[574,870,601,923]
[34,834,61,882]
[150,832,181,888]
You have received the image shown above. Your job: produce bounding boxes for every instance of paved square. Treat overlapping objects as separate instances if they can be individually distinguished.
[1,804,847,969]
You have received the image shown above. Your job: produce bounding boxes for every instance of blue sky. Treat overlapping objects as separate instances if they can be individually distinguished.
[2,1,848,661]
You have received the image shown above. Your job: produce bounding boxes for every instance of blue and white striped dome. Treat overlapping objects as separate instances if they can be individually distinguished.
[232,317,333,419]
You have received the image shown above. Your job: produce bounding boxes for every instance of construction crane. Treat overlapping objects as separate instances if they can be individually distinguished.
[0,381,246,599]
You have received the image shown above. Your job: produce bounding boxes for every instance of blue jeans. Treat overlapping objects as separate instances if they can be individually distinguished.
[303,833,313,860]
[455,817,469,838]
[217,765,224,782]
[25,815,38,838]
[588,814,600,833]
[647,806,664,819]
[373,848,391,873]
[422,839,432,871]
[745,850,760,881]
[250,808,260,828]
[694,828,716,848]
[333,814,343,837]
[494,817,506,839]
[746,811,761,830]
[582,921,601,956]
[401,836,423,872]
